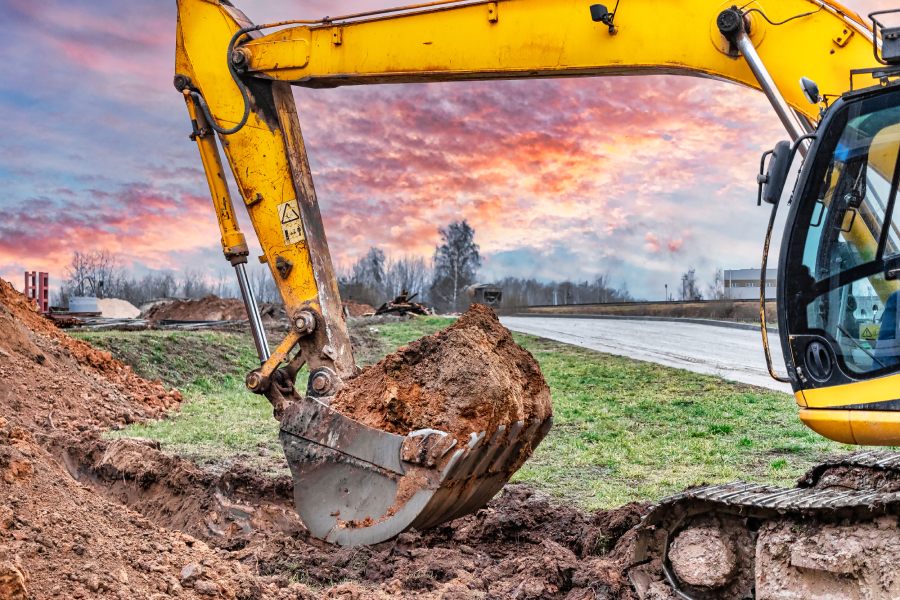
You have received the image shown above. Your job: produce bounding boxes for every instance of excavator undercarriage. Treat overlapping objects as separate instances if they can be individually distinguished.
[631,453,900,599]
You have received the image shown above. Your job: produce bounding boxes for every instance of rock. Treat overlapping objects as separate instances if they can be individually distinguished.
[194,580,219,596]
[86,573,101,592]
[669,527,737,590]
[180,562,203,583]
[0,560,27,600]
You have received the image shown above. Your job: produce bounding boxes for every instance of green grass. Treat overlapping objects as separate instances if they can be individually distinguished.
[75,317,848,508]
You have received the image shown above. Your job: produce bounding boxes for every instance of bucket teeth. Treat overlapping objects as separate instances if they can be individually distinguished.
[279,396,552,546]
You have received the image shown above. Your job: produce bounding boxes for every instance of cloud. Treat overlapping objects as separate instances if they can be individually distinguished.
[0,0,888,298]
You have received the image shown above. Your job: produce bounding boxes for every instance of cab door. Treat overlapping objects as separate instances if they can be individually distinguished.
[779,86,900,430]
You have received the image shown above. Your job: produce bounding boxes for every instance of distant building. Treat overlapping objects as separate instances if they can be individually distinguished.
[724,269,777,300]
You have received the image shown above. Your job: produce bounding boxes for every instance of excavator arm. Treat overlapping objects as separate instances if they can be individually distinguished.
[174,0,880,414]
[174,0,900,557]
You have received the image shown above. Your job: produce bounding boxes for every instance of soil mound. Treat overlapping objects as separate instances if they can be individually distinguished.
[0,421,284,599]
[143,296,248,321]
[331,304,551,443]
[0,279,180,431]
[143,295,283,322]
[343,300,376,317]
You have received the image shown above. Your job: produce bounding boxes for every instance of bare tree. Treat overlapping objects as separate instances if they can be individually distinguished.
[681,267,703,301]
[431,221,481,312]
[65,250,120,297]
[384,256,431,300]
[491,276,632,308]
[250,263,281,304]
[338,247,388,306]
[708,268,725,300]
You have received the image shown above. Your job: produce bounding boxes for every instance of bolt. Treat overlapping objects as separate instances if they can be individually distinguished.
[231,47,251,68]
[246,371,264,392]
[310,372,330,393]
[294,310,316,335]
[173,74,190,92]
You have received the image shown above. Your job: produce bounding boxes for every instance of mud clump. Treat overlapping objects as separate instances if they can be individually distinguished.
[331,304,551,443]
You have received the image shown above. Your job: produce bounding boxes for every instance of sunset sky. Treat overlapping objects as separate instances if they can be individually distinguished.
[0,0,890,300]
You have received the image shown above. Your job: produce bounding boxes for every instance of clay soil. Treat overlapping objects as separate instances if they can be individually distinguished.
[343,301,376,318]
[142,296,283,323]
[331,304,552,444]
[0,279,645,599]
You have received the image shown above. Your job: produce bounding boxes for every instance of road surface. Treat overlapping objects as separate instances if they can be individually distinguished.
[500,316,792,393]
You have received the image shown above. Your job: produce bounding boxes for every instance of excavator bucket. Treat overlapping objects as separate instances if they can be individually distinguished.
[279,396,552,546]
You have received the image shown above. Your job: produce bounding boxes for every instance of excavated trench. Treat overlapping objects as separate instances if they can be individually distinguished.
[45,430,649,598]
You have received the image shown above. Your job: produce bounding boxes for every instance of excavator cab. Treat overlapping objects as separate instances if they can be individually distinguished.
[776,82,900,444]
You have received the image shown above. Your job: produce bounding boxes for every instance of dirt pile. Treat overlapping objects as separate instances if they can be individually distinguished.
[97,298,141,319]
[0,279,309,599]
[331,304,551,443]
[0,420,306,600]
[0,279,180,431]
[142,296,283,322]
[344,300,376,317]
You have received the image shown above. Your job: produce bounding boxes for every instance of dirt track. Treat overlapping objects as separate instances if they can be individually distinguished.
[0,279,647,599]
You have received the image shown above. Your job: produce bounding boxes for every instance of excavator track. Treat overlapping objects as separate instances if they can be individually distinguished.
[630,451,900,599]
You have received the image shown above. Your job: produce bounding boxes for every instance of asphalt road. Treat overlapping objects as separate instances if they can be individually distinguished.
[500,316,793,393]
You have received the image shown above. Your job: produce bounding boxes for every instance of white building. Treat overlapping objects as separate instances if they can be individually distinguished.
[724,268,777,300]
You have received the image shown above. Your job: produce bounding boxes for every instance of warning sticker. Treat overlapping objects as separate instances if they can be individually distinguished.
[277,199,305,245]
[860,322,881,341]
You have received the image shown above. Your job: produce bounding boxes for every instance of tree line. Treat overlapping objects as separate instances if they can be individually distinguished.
[57,225,720,312]
[338,221,481,312]
[57,250,279,309]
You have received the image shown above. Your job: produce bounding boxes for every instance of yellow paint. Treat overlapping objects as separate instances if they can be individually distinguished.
[801,372,900,408]
[181,90,249,262]
[801,408,900,445]
[176,0,325,312]
[243,0,877,123]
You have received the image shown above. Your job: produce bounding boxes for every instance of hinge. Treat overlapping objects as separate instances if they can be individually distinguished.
[332,26,343,46]
[487,2,498,23]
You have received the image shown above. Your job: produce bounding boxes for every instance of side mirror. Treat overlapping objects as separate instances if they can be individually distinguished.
[757,140,793,205]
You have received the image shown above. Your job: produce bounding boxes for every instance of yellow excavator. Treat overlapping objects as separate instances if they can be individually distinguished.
[175,0,900,596]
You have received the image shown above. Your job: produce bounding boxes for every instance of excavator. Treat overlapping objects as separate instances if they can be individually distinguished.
[175,0,900,596]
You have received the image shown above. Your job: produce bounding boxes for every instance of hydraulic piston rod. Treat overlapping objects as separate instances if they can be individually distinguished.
[717,8,811,150]
[235,262,271,362]
[180,86,270,362]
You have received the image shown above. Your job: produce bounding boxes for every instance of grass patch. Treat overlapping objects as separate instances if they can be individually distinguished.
[77,317,848,508]
[74,330,258,388]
